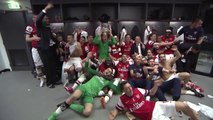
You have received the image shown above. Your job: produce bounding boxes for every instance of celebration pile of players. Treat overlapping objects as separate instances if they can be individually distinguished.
[25,2,205,120]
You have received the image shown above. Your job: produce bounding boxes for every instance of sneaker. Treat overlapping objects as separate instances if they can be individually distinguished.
[170,116,175,120]
[48,84,55,88]
[185,82,204,93]
[64,86,74,94]
[40,80,45,87]
[192,89,204,98]
[100,96,105,109]
[178,111,183,117]
[48,112,57,120]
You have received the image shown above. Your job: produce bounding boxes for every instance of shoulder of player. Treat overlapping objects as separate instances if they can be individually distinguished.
[137,88,147,95]
[76,42,81,46]
[181,25,190,31]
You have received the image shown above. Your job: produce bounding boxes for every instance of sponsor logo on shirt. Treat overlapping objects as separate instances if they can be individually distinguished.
[130,101,145,112]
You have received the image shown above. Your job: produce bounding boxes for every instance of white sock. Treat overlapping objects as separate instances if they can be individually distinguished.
[98,91,105,96]
[104,96,110,103]
[72,75,86,89]
[108,90,113,97]
[104,91,113,103]
[39,78,45,87]
[185,90,195,95]
[78,74,86,82]
[55,107,62,115]
[72,83,78,90]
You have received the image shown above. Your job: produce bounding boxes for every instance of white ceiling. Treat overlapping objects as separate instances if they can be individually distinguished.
[0,0,31,11]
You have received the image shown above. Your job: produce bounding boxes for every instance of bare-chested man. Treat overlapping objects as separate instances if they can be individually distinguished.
[63,34,83,86]
[158,45,204,99]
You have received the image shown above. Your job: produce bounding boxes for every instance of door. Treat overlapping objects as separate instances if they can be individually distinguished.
[0,11,33,70]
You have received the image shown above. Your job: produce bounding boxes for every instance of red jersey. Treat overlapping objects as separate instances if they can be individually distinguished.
[99,62,115,76]
[121,41,133,57]
[161,35,175,54]
[146,40,154,50]
[115,61,130,80]
[99,63,107,73]
[116,88,156,120]
[85,42,98,58]
[154,42,167,55]
[25,24,38,48]
[109,43,122,59]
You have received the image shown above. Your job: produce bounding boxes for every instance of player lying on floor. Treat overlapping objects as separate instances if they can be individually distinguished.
[48,67,119,120]
[108,81,199,120]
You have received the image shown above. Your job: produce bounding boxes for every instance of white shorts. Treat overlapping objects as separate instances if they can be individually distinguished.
[165,73,180,81]
[152,101,177,120]
[31,48,43,67]
[63,57,82,70]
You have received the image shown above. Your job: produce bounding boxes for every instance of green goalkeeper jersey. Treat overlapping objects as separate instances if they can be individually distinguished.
[80,75,118,97]
[93,35,117,60]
